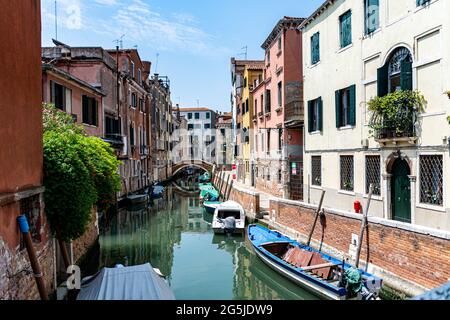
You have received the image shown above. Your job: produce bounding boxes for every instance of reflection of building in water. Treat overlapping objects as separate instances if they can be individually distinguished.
[184,197,210,233]
[99,187,184,280]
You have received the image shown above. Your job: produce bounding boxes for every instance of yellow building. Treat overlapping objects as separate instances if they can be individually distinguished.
[241,62,264,185]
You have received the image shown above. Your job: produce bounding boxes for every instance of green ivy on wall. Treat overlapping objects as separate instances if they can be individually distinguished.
[43,104,121,241]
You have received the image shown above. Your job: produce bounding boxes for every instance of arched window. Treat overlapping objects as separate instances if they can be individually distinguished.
[378,47,413,96]
[388,47,413,93]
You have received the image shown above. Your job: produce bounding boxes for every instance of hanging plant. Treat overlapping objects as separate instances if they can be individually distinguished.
[368,90,426,138]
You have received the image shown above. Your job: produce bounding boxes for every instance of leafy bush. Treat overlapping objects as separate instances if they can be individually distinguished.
[43,104,121,241]
[368,90,426,137]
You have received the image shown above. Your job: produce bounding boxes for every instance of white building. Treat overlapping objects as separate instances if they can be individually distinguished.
[301,0,450,231]
[175,107,217,165]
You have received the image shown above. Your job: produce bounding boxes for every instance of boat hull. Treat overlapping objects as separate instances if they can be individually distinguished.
[252,245,344,300]
[204,202,221,214]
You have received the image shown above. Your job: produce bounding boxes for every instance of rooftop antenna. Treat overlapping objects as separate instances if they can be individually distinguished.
[155,53,160,74]
[119,34,125,49]
[238,46,248,60]
[196,99,200,108]
[55,0,58,40]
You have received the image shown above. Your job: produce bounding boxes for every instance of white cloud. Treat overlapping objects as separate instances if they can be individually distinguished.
[94,0,118,5]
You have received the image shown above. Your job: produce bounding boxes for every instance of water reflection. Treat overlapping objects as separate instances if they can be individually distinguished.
[98,187,319,300]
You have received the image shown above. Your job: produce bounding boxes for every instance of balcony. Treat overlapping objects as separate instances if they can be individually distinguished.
[258,111,264,118]
[369,91,425,147]
[284,101,304,128]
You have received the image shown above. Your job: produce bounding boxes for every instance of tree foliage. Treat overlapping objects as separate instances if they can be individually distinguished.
[43,104,121,241]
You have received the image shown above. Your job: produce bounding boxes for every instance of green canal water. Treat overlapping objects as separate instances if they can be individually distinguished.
[98,187,319,300]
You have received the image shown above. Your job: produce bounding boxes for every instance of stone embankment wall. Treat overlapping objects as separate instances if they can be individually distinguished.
[215,171,450,296]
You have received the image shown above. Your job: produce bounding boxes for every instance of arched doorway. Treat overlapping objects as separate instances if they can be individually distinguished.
[391,158,411,223]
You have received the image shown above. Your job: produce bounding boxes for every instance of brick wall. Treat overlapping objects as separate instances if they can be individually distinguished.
[270,198,450,292]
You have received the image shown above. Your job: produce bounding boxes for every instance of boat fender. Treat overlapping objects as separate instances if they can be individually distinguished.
[17,215,29,233]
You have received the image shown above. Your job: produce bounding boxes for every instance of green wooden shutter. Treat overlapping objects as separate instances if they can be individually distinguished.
[307,100,313,133]
[335,90,341,128]
[318,97,323,132]
[377,64,389,97]
[349,85,356,126]
[400,59,413,91]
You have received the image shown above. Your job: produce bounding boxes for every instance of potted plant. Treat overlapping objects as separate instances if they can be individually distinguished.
[343,181,353,190]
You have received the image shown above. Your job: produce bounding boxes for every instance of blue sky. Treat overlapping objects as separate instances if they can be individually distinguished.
[41,0,324,112]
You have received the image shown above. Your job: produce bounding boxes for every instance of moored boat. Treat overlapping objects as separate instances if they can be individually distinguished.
[212,201,245,234]
[126,194,149,206]
[203,201,222,214]
[247,224,383,300]
[199,172,211,183]
[77,263,175,300]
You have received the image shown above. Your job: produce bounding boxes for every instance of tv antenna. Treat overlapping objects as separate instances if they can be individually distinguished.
[238,46,248,60]
[55,0,58,40]
[155,53,160,74]
[114,34,125,49]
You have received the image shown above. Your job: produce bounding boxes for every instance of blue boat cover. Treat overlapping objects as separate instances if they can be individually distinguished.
[77,263,175,300]
[248,224,295,246]
[412,281,450,300]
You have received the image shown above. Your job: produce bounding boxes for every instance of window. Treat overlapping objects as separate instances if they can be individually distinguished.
[131,61,135,78]
[265,89,271,113]
[220,128,225,136]
[188,124,194,130]
[335,85,356,128]
[204,124,211,129]
[131,93,137,108]
[245,99,249,113]
[242,102,246,115]
[82,95,98,126]
[244,78,247,88]
[254,99,258,115]
[311,32,320,64]
[278,128,282,152]
[277,82,282,107]
[50,81,71,112]
[278,169,282,182]
[129,123,135,146]
[365,0,379,35]
[139,98,144,112]
[278,37,282,51]
[417,0,430,6]
[420,155,443,206]
[308,97,323,133]
[260,94,264,114]
[365,155,381,195]
[339,10,352,48]
[206,112,210,119]
[188,113,193,119]
[267,50,270,65]
[340,155,354,191]
[378,47,413,96]
[138,69,142,84]
[105,115,120,135]
[195,113,200,119]
[267,130,271,154]
[312,156,322,186]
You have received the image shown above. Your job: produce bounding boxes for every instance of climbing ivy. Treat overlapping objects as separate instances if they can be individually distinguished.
[43,104,121,241]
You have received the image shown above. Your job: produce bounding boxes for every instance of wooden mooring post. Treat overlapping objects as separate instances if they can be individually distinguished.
[218,171,225,194]
[355,184,373,268]
[226,180,234,201]
[306,190,326,247]
[221,174,230,200]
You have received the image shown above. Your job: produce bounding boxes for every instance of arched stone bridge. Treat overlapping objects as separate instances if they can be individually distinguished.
[171,159,214,176]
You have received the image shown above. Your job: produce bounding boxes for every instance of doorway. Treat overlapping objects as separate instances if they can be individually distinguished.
[391,159,411,223]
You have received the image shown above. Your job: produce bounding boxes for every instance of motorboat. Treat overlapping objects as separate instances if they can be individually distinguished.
[212,201,245,234]
[247,224,383,300]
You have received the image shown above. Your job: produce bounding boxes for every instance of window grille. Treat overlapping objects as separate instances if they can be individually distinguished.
[365,155,381,195]
[420,155,443,206]
[312,156,322,186]
[340,156,354,191]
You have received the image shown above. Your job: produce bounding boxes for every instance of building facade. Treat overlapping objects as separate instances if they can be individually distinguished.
[215,112,234,170]
[0,0,55,300]
[176,107,217,165]
[302,0,450,231]
[252,17,305,199]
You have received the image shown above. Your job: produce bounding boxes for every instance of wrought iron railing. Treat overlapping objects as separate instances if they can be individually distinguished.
[370,107,417,140]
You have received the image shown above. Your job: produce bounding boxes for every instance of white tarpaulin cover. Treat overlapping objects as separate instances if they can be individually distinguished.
[77,263,175,300]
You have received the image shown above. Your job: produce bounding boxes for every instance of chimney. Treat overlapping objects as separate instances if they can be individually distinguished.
[142,61,151,81]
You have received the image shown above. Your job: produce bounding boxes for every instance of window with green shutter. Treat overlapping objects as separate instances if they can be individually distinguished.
[308,97,322,133]
[335,85,356,128]
[365,0,379,35]
[311,32,320,64]
[417,0,430,6]
[339,10,352,48]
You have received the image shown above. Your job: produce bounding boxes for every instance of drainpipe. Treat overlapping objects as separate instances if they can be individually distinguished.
[17,215,48,300]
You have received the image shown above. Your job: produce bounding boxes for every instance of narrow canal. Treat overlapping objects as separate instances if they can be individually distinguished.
[98,186,319,300]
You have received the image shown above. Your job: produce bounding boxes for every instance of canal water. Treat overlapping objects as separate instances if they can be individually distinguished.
[98,186,319,300]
